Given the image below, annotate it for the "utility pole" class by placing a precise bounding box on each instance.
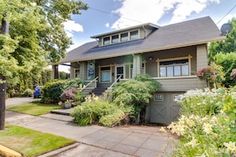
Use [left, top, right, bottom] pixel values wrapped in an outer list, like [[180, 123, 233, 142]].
[[0, 14, 9, 130]]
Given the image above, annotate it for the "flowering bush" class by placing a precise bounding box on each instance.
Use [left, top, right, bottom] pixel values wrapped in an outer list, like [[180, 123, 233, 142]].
[[165, 87, 236, 157], [197, 64, 225, 88]]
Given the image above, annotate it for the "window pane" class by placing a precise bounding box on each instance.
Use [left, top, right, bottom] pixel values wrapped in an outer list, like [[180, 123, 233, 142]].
[[103, 37, 110, 45], [160, 66, 166, 77], [101, 70, 111, 82], [121, 33, 128, 42], [112, 35, 119, 43], [130, 30, 139, 40], [174, 65, 181, 76], [167, 66, 173, 77], [182, 65, 189, 76]]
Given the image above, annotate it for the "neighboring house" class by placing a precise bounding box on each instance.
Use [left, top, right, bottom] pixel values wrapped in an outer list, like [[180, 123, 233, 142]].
[[55, 16, 224, 124]]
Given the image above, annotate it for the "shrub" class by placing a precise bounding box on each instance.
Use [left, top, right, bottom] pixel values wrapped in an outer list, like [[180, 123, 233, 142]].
[[74, 92, 85, 105], [41, 78, 83, 103], [21, 88, 33, 97], [177, 88, 226, 116], [99, 110, 125, 127], [71, 99, 128, 126], [197, 63, 225, 88], [165, 87, 236, 157], [41, 80, 66, 103], [112, 74, 160, 122], [60, 87, 78, 102]]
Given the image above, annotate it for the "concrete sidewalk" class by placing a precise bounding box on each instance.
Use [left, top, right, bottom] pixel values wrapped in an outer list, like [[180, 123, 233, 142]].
[[6, 97, 37, 108], [6, 111, 177, 157]]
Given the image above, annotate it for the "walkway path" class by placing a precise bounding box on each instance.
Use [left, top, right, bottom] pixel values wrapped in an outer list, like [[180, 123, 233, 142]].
[[6, 111, 178, 157]]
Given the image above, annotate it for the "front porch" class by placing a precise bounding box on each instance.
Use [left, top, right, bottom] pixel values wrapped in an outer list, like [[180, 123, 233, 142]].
[[53, 45, 208, 94]]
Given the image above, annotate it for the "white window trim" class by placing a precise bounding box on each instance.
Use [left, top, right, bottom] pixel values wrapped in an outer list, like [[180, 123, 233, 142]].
[[156, 55, 192, 78], [129, 29, 140, 41], [74, 68, 80, 78], [115, 64, 125, 80]]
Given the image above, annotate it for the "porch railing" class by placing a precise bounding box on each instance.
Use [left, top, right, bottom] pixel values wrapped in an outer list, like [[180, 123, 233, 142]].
[[108, 75, 122, 90], [80, 77, 98, 92]]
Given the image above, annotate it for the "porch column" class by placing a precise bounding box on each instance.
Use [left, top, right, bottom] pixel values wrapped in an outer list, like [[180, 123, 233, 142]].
[[70, 66, 75, 79], [196, 44, 208, 71], [52, 65, 59, 79], [79, 61, 87, 80], [132, 54, 142, 78]]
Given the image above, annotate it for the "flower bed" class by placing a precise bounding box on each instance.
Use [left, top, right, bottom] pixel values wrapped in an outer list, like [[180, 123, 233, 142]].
[[165, 88, 236, 157]]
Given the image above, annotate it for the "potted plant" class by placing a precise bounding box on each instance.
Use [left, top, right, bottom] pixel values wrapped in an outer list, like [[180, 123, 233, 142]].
[[60, 87, 78, 109]]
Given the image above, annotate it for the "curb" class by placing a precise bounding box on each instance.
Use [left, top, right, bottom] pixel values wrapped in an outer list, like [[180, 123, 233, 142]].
[[0, 145, 22, 157], [38, 143, 79, 157]]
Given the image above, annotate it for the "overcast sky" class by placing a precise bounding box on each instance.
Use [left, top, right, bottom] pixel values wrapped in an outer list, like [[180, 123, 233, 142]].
[[60, 0, 236, 72]]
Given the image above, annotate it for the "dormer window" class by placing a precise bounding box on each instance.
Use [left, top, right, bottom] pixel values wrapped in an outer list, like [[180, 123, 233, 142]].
[[112, 34, 119, 44], [130, 30, 139, 40], [103, 36, 110, 45], [121, 32, 129, 42]]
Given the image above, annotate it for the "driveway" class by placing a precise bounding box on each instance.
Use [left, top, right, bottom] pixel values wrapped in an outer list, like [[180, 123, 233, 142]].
[[6, 111, 178, 157]]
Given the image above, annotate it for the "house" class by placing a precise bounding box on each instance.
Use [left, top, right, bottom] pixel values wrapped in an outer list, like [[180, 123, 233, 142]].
[[54, 16, 224, 124]]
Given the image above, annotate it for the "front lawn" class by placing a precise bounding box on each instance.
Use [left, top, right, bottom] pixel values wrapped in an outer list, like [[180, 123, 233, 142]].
[[0, 125, 74, 157], [8, 102, 61, 116]]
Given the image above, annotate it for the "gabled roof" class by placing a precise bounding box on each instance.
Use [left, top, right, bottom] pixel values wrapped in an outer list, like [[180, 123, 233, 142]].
[[61, 16, 224, 63]]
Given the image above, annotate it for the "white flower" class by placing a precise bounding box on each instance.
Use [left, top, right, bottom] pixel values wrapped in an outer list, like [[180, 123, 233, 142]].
[[185, 137, 198, 148], [159, 127, 167, 133], [203, 123, 213, 134], [224, 142, 236, 154]]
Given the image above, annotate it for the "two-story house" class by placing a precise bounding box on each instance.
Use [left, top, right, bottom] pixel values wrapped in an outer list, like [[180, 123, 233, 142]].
[[54, 16, 224, 124]]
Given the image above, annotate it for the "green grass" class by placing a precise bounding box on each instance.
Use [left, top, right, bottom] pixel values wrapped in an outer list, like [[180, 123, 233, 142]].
[[0, 125, 75, 157], [7, 102, 61, 116]]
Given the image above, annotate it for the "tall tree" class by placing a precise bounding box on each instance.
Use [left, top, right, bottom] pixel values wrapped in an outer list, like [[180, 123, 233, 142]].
[[0, 0, 87, 84], [209, 18, 236, 61]]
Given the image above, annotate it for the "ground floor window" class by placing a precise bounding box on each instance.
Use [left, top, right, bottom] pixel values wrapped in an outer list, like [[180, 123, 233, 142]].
[[159, 59, 189, 77], [74, 68, 80, 78]]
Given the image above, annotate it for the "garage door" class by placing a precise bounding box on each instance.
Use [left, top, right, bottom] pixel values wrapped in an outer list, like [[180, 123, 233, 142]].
[[149, 92, 181, 124]]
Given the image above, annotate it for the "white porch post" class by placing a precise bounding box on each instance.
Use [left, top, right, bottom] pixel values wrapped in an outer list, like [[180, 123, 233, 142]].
[[132, 54, 142, 78]]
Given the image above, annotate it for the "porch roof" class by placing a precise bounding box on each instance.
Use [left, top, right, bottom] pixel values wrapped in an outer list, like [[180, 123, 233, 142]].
[[60, 16, 224, 64]]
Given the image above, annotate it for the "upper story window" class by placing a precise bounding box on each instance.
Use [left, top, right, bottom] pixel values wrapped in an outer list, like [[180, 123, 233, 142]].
[[103, 36, 110, 45], [112, 34, 119, 44], [159, 59, 189, 77], [101, 29, 140, 46], [121, 32, 129, 42], [130, 30, 139, 40]]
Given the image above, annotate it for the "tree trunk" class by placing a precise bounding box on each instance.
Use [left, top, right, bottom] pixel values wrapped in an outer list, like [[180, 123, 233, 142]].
[[0, 16, 9, 130]]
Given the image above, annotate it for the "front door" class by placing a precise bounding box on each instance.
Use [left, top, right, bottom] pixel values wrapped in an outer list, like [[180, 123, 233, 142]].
[[116, 66, 124, 79], [100, 66, 111, 83]]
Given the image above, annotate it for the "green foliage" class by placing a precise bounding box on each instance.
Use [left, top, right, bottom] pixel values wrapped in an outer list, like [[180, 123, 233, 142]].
[[112, 74, 160, 122], [74, 92, 85, 105], [197, 63, 225, 88], [209, 18, 236, 60], [64, 78, 82, 90], [214, 53, 236, 87], [0, 0, 87, 89], [71, 99, 128, 126], [41, 80, 66, 103], [99, 110, 125, 127], [22, 88, 33, 97], [167, 87, 236, 156]]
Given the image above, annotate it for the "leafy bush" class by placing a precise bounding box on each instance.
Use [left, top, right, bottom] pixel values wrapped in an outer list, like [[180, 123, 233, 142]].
[[214, 53, 236, 87], [165, 87, 236, 157], [112, 74, 160, 122], [41, 80, 66, 103], [74, 92, 85, 105], [177, 88, 226, 116], [21, 88, 33, 97], [60, 87, 78, 102], [197, 63, 225, 88], [99, 110, 125, 127], [41, 78, 83, 103], [71, 99, 128, 126]]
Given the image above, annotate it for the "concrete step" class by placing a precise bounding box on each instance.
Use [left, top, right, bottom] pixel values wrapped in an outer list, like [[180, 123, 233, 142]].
[[50, 108, 74, 116]]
